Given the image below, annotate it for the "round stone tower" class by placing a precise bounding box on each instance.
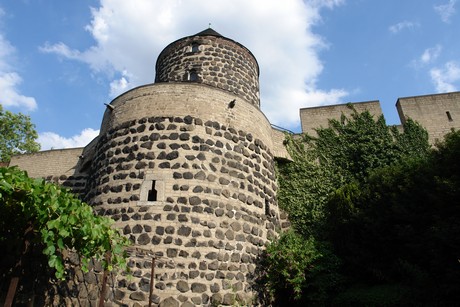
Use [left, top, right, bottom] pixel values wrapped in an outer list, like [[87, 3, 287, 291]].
[[155, 28, 260, 108], [86, 29, 280, 306]]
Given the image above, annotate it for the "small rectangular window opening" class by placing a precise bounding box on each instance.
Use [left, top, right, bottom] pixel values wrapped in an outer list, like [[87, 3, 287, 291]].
[[189, 70, 198, 82], [265, 199, 270, 216], [446, 111, 453, 122], [191, 43, 199, 53], [148, 180, 158, 201]]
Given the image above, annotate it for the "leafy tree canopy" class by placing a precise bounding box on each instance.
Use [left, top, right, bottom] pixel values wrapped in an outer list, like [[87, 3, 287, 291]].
[[268, 108, 431, 305], [0, 104, 40, 162], [324, 130, 460, 305], [0, 166, 129, 279], [277, 108, 430, 236]]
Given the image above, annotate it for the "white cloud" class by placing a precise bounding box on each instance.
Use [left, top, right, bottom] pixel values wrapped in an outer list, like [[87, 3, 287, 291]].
[[389, 21, 420, 33], [38, 128, 100, 150], [39, 0, 347, 129], [430, 61, 460, 92], [0, 34, 37, 110], [434, 0, 457, 23], [420, 45, 442, 64], [411, 45, 443, 68], [109, 70, 132, 98]]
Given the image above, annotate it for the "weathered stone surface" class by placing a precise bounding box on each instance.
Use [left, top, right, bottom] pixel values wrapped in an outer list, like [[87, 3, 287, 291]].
[[137, 233, 150, 245], [191, 296, 202, 305], [181, 301, 194, 307], [129, 291, 145, 301], [159, 297, 179, 307], [176, 280, 189, 293], [191, 282, 207, 293], [167, 248, 178, 257], [205, 252, 218, 260], [189, 196, 201, 205], [223, 293, 236, 306], [178, 225, 191, 236]]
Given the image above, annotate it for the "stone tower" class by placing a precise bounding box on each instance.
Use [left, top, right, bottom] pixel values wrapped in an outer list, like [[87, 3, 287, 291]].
[[83, 28, 280, 306]]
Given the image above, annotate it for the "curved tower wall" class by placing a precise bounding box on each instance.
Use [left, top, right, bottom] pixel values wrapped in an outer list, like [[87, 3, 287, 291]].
[[87, 83, 279, 305], [155, 34, 260, 108]]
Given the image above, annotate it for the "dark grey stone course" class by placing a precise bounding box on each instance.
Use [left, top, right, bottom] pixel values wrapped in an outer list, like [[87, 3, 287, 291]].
[[130, 291, 145, 301], [176, 280, 189, 293], [159, 297, 179, 307], [178, 226, 192, 236], [191, 283, 207, 293], [189, 196, 201, 205], [137, 233, 150, 245], [132, 224, 143, 234]]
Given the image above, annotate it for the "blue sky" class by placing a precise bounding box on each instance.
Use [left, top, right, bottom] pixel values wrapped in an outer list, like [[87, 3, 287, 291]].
[[0, 0, 459, 149]]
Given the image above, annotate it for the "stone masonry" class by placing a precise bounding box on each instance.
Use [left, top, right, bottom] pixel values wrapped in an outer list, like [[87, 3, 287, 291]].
[[6, 28, 460, 306], [9, 28, 281, 306], [397, 91, 460, 143]]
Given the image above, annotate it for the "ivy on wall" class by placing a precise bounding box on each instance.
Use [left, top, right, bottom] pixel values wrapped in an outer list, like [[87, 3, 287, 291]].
[[265, 108, 435, 305]]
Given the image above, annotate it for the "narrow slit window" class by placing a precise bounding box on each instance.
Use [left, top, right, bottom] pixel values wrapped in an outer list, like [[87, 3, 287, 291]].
[[446, 111, 453, 122], [189, 70, 198, 82], [265, 199, 270, 216], [148, 180, 157, 201]]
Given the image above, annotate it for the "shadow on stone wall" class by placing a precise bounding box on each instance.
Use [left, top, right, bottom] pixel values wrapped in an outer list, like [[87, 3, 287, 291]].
[[0, 240, 120, 306]]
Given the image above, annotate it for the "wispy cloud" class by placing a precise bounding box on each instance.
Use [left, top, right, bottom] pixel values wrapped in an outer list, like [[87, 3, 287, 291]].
[[430, 61, 460, 92], [389, 21, 420, 33], [38, 128, 100, 150], [420, 45, 442, 64], [434, 0, 457, 23], [410, 45, 443, 69], [39, 0, 347, 129]]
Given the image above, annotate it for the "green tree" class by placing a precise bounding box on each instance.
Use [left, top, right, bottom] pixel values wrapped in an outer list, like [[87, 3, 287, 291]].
[[263, 230, 341, 305], [324, 130, 460, 305], [0, 166, 129, 281], [0, 104, 40, 162], [269, 109, 430, 303], [277, 109, 429, 237]]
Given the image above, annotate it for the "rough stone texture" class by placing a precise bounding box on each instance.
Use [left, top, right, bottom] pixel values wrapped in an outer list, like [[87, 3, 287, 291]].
[[396, 92, 460, 144], [155, 32, 260, 108], [6, 29, 283, 306], [300, 100, 383, 137], [6, 27, 460, 307]]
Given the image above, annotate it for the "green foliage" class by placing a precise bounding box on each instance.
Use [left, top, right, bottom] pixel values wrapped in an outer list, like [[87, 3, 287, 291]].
[[0, 166, 129, 279], [277, 135, 343, 236], [324, 130, 460, 305], [271, 109, 432, 303], [0, 104, 40, 162], [264, 230, 340, 304], [277, 109, 429, 237], [312, 108, 430, 183]]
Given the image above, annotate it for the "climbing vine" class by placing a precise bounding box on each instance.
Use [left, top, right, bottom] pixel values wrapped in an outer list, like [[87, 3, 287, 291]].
[[267, 108, 431, 305]]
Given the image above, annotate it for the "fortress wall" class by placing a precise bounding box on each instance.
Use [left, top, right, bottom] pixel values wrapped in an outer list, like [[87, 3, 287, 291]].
[[271, 128, 290, 160], [9, 148, 88, 195], [397, 92, 460, 143], [87, 83, 280, 305], [101, 83, 272, 149], [9, 148, 83, 178], [300, 101, 383, 135]]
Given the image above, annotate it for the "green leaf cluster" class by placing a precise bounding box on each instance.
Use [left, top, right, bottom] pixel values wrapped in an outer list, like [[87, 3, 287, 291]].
[[263, 230, 340, 304], [0, 104, 40, 162], [268, 108, 432, 304], [324, 130, 460, 305], [0, 166, 129, 279]]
